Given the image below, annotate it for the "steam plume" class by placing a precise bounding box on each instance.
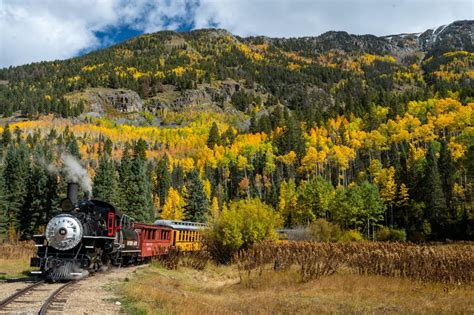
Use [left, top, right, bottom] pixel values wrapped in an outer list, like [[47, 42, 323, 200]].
[[61, 153, 92, 198]]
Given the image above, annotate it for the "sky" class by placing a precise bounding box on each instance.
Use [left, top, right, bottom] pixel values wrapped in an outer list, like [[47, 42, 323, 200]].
[[0, 0, 472, 68]]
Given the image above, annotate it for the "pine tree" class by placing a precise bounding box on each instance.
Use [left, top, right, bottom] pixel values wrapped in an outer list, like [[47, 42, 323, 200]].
[[21, 161, 49, 238], [1, 124, 11, 147], [438, 140, 455, 217], [118, 146, 133, 212], [66, 134, 81, 159], [0, 166, 8, 239], [130, 157, 154, 222], [154, 156, 171, 208], [184, 169, 210, 222], [171, 164, 185, 191], [424, 143, 448, 238], [133, 138, 148, 161], [221, 127, 236, 146], [3, 144, 30, 239], [207, 122, 220, 149], [93, 154, 119, 205], [120, 154, 154, 222]]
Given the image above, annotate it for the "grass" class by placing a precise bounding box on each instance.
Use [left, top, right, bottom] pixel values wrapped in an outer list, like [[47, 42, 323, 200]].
[[0, 259, 32, 279], [117, 263, 474, 314], [0, 242, 35, 279]]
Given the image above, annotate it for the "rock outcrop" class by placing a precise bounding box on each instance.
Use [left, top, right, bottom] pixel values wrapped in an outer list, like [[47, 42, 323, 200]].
[[71, 88, 144, 115]]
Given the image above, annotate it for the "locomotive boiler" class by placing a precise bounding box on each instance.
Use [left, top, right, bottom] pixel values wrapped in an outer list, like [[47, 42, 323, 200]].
[[30, 183, 140, 281]]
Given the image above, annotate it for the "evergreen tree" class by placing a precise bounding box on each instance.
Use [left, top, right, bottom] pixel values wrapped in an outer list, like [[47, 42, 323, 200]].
[[104, 138, 113, 156], [258, 114, 272, 134], [221, 126, 236, 146], [438, 140, 455, 217], [276, 110, 305, 159], [207, 122, 220, 149], [3, 144, 30, 239], [1, 124, 11, 147], [127, 157, 154, 222], [171, 164, 185, 191], [423, 143, 448, 238], [0, 166, 7, 239], [66, 134, 81, 159], [154, 155, 171, 208], [184, 169, 210, 222], [133, 138, 148, 161], [21, 161, 49, 238], [118, 147, 133, 212], [119, 147, 154, 222], [93, 154, 119, 204]]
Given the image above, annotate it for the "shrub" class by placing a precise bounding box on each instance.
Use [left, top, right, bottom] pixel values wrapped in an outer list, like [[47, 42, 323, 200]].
[[307, 219, 342, 242], [340, 229, 364, 242], [376, 227, 407, 242], [205, 198, 282, 263]]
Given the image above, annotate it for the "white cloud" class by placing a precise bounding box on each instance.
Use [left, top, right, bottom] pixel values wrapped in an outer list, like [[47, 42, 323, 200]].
[[195, 0, 473, 37], [0, 0, 472, 68], [0, 0, 118, 67]]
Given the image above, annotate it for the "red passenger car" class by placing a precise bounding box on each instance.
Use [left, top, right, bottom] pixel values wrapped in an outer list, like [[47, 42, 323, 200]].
[[133, 223, 172, 258]]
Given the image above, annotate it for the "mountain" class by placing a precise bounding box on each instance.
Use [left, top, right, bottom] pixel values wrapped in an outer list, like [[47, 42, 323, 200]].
[[0, 20, 472, 121], [0, 21, 472, 242]]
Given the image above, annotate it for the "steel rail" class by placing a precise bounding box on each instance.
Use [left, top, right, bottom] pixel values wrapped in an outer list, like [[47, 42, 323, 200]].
[[0, 280, 45, 309], [38, 280, 76, 315]]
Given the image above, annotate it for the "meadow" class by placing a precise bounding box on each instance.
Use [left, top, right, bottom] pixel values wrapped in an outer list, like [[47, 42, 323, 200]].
[[0, 242, 35, 279], [118, 241, 474, 314]]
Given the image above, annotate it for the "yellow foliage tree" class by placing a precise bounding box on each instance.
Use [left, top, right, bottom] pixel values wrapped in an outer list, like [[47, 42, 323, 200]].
[[161, 187, 186, 220]]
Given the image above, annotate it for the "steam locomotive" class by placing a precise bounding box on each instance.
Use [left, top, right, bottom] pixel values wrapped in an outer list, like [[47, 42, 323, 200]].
[[30, 183, 206, 281], [30, 183, 141, 281]]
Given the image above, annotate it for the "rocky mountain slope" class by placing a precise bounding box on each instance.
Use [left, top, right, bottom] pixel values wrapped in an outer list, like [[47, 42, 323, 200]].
[[0, 20, 472, 121]]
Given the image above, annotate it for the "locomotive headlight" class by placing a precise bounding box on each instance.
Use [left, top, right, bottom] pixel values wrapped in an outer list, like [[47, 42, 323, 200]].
[[45, 214, 83, 251]]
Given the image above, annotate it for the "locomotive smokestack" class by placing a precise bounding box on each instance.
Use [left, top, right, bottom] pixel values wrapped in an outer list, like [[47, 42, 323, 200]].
[[67, 182, 79, 204]]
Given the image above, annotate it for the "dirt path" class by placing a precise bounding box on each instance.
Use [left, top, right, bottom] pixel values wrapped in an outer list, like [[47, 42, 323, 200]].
[[62, 265, 146, 315]]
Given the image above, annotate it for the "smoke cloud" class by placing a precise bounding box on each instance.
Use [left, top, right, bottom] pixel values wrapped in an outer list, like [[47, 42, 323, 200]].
[[60, 153, 92, 198]]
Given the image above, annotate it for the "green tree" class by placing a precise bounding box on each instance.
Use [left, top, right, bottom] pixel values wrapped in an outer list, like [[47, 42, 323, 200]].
[[206, 198, 282, 263], [207, 122, 220, 149], [21, 161, 49, 239], [438, 140, 455, 218], [423, 143, 448, 238], [154, 155, 171, 208], [1, 124, 11, 147], [93, 154, 119, 205], [330, 182, 384, 237], [184, 169, 209, 222], [133, 138, 148, 160], [0, 166, 8, 239], [3, 144, 30, 239], [119, 149, 154, 222], [66, 134, 81, 159]]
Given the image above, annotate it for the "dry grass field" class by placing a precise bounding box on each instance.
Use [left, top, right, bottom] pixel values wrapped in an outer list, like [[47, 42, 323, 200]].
[[117, 263, 474, 314], [118, 242, 474, 314], [0, 242, 35, 279]]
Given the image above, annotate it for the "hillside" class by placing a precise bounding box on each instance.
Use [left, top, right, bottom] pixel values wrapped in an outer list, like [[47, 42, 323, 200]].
[[0, 20, 472, 120], [0, 21, 472, 243]]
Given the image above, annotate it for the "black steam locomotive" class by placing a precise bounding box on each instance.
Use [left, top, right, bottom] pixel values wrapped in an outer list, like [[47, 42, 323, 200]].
[[31, 183, 141, 281]]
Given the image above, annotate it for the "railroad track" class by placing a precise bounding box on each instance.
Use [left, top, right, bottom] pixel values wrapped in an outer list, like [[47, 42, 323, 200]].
[[0, 280, 77, 314], [38, 280, 76, 315]]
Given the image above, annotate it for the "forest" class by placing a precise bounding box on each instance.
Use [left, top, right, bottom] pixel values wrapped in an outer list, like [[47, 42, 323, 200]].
[[0, 27, 472, 243]]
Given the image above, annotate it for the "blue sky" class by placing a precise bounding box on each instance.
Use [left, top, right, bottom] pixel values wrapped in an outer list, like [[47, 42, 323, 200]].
[[1, 0, 472, 68]]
